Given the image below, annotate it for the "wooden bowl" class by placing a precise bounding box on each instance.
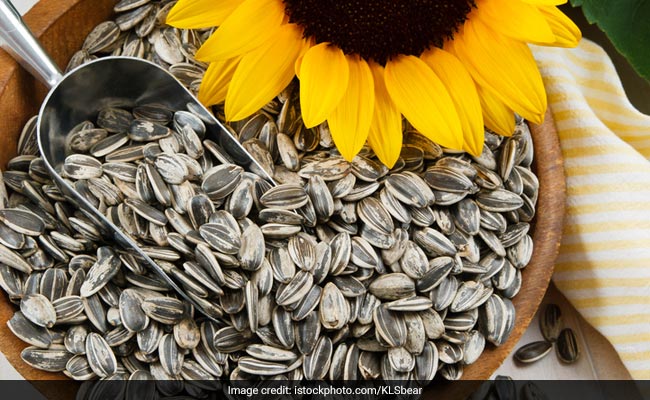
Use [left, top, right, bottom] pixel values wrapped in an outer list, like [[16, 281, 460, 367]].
[[0, 0, 565, 398]]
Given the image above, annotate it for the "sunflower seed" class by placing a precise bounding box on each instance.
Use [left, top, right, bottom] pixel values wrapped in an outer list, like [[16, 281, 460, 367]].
[[83, 21, 120, 54], [507, 234, 533, 269], [413, 341, 437, 384], [494, 375, 517, 400], [540, 303, 562, 342], [137, 320, 163, 355], [463, 330, 486, 365], [86, 332, 117, 378], [374, 305, 407, 347], [142, 297, 186, 325], [478, 228, 507, 257], [299, 157, 350, 180], [440, 363, 463, 380], [424, 166, 475, 193], [275, 270, 312, 307], [0, 208, 45, 236], [357, 197, 395, 234], [479, 294, 514, 346], [21, 345, 72, 372], [197, 224, 239, 256], [557, 328, 580, 363], [80, 247, 121, 297], [384, 173, 429, 207], [514, 341, 552, 364], [320, 282, 349, 330], [385, 296, 433, 312], [369, 273, 415, 301], [0, 242, 33, 273], [476, 189, 524, 212], [201, 164, 243, 200], [159, 333, 183, 376], [238, 357, 293, 376], [385, 347, 413, 373], [399, 241, 430, 279], [7, 311, 52, 348], [52, 295, 84, 323], [260, 184, 309, 210], [380, 352, 408, 380], [429, 275, 458, 313], [154, 153, 188, 184], [170, 319, 198, 352], [116, 3, 153, 31], [296, 310, 321, 354], [413, 228, 456, 257], [302, 335, 332, 379], [119, 289, 148, 332], [339, 342, 359, 380], [65, 355, 97, 381], [20, 294, 56, 328], [0, 220, 25, 249]]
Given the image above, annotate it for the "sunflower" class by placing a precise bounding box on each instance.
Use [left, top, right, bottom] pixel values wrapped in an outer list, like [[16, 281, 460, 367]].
[[167, 0, 580, 167]]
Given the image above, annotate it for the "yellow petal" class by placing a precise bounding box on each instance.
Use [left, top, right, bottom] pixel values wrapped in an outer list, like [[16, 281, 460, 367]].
[[294, 37, 316, 78], [477, 85, 516, 137], [328, 57, 375, 162], [195, 0, 285, 62], [454, 18, 546, 124], [535, 6, 582, 47], [166, 0, 243, 29], [299, 43, 350, 128], [384, 55, 463, 151], [295, 54, 304, 78], [198, 57, 241, 107], [225, 24, 306, 121], [367, 62, 402, 168], [421, 48, 484, 157], [475, 0, 555, 44]]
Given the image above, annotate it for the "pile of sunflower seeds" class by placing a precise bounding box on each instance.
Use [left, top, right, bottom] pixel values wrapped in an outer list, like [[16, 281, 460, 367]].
[[0, 0, 539, 389], [66, 0, 209, 94], [514, 303, 580, 365]]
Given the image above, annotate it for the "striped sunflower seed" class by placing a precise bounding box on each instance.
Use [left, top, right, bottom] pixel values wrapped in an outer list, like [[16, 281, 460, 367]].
[[514, 341, 553, 363], [557, 328, 580, 364], [540, 303, 562, 342], [20, 293, 56, 328], [80, 247, 121, 297], [319, 282, 349, 330], [260, 184, 309, 210], [85, 332, 117, 378], [0, 208, 45, 236], [373, 305, 407, 348], [7, 311, 52, 349], [21, 345, 72, 372]]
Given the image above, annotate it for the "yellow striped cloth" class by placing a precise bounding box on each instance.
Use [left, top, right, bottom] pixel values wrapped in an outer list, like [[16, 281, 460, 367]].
[[531, 40, 650, 379]]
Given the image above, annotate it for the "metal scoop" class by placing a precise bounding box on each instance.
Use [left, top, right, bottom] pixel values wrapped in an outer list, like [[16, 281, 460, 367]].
[[0, 0, 274, 320]]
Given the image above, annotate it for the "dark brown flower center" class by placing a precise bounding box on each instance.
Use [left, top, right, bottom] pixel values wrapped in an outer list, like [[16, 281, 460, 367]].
[[282, 0, 475, 64]]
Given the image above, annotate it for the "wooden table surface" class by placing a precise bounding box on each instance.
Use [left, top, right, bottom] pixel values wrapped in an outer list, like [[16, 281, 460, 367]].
[[0, 0, 634, 388]]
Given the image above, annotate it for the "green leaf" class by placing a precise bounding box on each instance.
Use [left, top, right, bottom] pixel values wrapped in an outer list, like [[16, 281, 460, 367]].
[[570, 0, 650, 81]]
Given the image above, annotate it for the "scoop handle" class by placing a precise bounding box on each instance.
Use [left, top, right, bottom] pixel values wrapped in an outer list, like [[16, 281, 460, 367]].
[[0, 0, 62, 88]]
